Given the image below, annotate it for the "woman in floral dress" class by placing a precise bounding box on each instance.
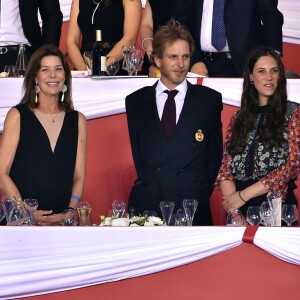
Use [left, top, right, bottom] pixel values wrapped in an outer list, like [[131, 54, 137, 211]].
[[217, 47, 300, 217]]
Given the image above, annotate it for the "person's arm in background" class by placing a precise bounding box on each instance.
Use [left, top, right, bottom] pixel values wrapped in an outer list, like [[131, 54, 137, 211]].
[[39, 0, 63, 46], [174, 0, 207, 76], [106, 0, 142, 61], [259, 0, 284, 54], [67, 0, 87, 70]]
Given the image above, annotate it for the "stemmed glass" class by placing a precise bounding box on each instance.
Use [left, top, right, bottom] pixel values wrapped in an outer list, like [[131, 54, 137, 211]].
[[175, 208, 188, 226], [4, 65, 17, 77], [226, 209, 244, 226], [83, 51, 92, 74], [121, 45, 133, 71], [23, 198, 38, 225], [246, 206, 261, 225], [106, 56, 120, 76], [159, 201, 175, 225], [127, 47, 143, 76], [77, 201, 92, 226], [182, 199, 198, 226], [260, 201, 273, 226], [282, 204, 298, 226], [112, 200, 126, 218]]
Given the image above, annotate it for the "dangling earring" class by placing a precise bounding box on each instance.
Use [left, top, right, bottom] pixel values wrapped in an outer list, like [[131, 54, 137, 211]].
[[35, 83, 40, 103], [61, 85, 67, 102]]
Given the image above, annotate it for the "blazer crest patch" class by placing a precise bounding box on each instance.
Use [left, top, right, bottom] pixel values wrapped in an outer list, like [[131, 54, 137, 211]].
[[195, 129, 204, 142]]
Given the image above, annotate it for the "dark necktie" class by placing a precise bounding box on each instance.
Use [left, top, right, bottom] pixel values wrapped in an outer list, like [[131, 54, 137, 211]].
[[211, 0, 226, 51], [161, 90, 178, 139]]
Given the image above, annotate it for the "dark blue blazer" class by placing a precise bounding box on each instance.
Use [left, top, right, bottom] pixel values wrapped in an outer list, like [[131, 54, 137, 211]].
[[175, 0, 283, 76], [125, 81, 223, 225], [19, 0, 63, 53]]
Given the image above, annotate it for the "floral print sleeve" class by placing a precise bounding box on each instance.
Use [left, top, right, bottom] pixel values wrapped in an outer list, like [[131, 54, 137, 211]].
[[216, 112, 239, 186], [261, 105, 300, 197]]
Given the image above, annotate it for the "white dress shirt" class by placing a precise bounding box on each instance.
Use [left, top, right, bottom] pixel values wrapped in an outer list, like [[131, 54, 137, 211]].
[[0, 0, 29, 46], [155, 79, 188, 124], [200, 0, 229, 52]]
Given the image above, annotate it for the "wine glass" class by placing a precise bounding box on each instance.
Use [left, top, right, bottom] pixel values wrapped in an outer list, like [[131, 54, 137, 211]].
[[226, 209, 244, 226], [282, 204, 298, 226], [121, 45, 133, 71], [159, 201, 175, 225], [112, 200, 126, 218], [83, 51, 92, 74], [106, 56, 120, 76], [77, 201, 92, 226], [23, 198, 38, 225], [175, 208, 188, 226], [246, 206, 261, 225], [260, 201, 273, 226], [61, 208, 78, 226], [127, 47, 143, 75], [182, 199, 198, 226], [4, 65, 17, 77]]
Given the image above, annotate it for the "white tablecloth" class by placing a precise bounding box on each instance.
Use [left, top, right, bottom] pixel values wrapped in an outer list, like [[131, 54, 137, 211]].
[[1, 77, 300, 133], [0, 226, 299, 299]]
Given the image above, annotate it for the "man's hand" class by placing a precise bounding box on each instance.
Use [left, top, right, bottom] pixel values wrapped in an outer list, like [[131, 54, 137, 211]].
[[190, 62, 208, 77]]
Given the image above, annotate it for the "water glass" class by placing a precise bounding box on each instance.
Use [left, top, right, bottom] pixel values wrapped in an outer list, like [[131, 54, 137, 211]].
[[246, 206, 261, 225], [175, 208, 188, 226], [182, 199, 198, 226], [61, 209, 78, 226], [23, 198, 38, 225], [106, 56, 120, 76], [282, 204, 298, 226], [226, 209, 244, 226], [159, 201, 175, 225], [112, 200, 126, 218]]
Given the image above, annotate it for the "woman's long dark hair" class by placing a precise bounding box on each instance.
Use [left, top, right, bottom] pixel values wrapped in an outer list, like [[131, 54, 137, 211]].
[[227, 47, 287, 156]]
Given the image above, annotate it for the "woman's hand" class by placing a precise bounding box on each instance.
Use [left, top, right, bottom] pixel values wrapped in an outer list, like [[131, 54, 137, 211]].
[[35, 210, 63, 226], [222, 191, 245, 211]]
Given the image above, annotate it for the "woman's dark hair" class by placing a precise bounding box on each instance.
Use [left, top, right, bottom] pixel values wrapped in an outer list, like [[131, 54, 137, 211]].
[[227, 47, 287, 155], [20, 44, 73, 112]]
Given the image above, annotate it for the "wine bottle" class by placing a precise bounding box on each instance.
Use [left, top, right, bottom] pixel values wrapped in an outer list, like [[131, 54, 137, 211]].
[[92, 30, 107, 76]]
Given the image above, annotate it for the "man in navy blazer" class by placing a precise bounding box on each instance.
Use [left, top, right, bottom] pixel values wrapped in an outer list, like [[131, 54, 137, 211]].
[[174, 0, 283, 77], [125, 20, 223, 225], [0, 0, 62, 71]]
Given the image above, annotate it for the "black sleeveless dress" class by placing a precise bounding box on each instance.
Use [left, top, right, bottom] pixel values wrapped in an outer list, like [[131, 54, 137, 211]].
[[141, 0, 175, 74], [78, 0, 124, 52], [9, 104, 78, 214]]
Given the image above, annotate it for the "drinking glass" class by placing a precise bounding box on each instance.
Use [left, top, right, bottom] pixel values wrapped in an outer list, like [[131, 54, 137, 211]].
[[182, 199, 198, 226], [23, 198, 38, 225], [175, 208, 188, 226], [112, 200, 126, 218], [83, 51, 92, 74], [121, 45, 133, 71], [159, 201, 175, 225], [0, 202, 4, 223], [143, 210, 157, 217], [282, 204, 298, 226], [226, 209, 244, 226], [127, 47, 143, 75], [4, 65, 17, 77], [77, 201, 92, 226], [246, 206, 261, 225], [106, 56, 120, 76], [260, 201, 273, 226], [61, 208, 78, 226]]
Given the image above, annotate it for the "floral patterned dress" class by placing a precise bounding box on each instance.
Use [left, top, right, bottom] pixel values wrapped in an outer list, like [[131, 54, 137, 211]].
[[217, 101, 300, 216]]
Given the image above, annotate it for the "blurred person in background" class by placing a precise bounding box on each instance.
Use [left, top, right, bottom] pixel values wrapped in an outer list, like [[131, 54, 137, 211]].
[[0, 0, 62, 72], [67, 0, 142, 73]]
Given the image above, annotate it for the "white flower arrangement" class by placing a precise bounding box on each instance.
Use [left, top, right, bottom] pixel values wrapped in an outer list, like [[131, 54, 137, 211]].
[[99, 215, 164, 227]]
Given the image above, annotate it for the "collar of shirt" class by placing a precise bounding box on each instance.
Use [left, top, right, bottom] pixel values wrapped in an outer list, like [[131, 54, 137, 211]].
[[155, 79, 188, 123]]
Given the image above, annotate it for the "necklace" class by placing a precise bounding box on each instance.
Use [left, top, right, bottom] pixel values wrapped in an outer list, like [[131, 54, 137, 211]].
[[92, 0, 104, 24]]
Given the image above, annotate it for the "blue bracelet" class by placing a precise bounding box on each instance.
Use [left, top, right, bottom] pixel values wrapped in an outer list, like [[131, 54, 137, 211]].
[[71, 195, 81, 202]]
